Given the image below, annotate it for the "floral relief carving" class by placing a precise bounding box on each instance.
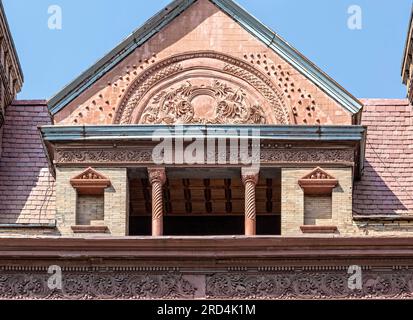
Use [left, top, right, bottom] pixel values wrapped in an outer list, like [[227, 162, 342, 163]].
[[0, 269, 412, 300], [55, 148, 354, 165], [115, 52, 291, 125], [206, 271, 413, 300], [140, 80, 266, 125], [0, 272, 197, 300]]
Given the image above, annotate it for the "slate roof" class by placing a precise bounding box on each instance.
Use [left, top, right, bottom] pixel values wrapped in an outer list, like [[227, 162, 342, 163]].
[[0, 99, 412, 224], [0, 101, 55, 224], [354, 99, 413, 216]]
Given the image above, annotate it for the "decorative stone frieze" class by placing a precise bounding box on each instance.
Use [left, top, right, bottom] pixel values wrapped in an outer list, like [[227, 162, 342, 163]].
[[55, 148, 355, 165], [140, 80, 266, 125], [0, 267, 412, 300]]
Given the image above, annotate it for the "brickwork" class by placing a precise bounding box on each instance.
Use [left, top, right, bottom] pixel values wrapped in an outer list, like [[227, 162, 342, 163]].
[[0, 125, 3, 159], [56, 167, 128, 236], [1, 2, 413, 239], [54, 0, 352, 126], [282, 167, 354, 235], [304, 196, 332, 225], [76, 195, 104, 225]]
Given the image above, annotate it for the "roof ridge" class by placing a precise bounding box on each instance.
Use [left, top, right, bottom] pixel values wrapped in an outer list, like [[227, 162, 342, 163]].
[[360, 98, 410, 106], [12, 100, 48, 106]]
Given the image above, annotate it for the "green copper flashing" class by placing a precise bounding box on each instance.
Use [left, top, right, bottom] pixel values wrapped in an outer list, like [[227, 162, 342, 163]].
[[48, 0, 363, 116], [40, 124, 366, 142]]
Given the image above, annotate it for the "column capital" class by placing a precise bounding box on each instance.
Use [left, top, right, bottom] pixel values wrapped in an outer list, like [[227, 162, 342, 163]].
[[241, 167, 259, 186], [148, 167, 167, 186]]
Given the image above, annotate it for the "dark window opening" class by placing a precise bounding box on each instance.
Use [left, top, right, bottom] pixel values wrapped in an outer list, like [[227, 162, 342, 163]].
[[129, 215, 280, 236]]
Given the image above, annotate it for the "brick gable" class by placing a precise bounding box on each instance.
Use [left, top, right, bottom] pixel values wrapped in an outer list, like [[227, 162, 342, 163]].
[[52, 0, 355, 126]]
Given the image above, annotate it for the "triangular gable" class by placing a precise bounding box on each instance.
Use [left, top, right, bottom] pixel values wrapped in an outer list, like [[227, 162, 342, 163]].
[[48, 0, 362, 117], [70, 167, 111, 195], [300, 167, 337, 181], [298, 167, 338, 195], [71, 167, 109, 181]]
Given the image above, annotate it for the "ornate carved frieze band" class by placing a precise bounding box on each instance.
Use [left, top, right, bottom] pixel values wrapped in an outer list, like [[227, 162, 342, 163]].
[[0, 268, 412, 300], [55, 148, 354, 165], [115, 52, 291, 125]]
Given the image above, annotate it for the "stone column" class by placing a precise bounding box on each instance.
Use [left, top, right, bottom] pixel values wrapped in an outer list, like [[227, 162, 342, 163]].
[[148, 167, 166, 237], [241, 168, 259, 236]]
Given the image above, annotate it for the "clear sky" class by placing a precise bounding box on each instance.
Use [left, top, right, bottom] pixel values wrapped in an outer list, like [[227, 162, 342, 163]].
[[3, 0, 412, 100]]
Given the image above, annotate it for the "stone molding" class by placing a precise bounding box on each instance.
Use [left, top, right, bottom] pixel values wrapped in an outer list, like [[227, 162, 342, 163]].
[[300, 226, 338, 234], [298, 167, 339, 195], [71, 226, 109, 234], [70, 167, 111, 195], [1, 237, 412, 299]]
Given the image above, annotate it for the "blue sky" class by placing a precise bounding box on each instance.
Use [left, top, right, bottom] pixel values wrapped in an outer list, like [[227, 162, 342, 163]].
[[3, 0, 412, 100]]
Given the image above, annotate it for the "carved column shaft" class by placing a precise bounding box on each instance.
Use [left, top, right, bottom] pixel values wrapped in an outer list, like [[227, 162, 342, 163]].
[[242, 168, 259, 236], [148, 168, 166, 237]]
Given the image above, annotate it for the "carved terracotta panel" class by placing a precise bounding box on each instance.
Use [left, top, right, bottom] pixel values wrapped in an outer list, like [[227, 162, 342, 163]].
[[70, 167, 111, 195], [0, 268, 412, 300], [299, 167, 339, 195]]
